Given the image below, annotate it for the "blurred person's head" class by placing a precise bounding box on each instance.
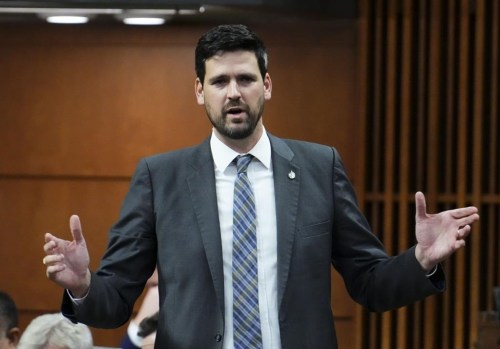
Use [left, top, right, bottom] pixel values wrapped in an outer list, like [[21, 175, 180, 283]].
[[0, 291, 20, 349], [17, 313, 92, 349]]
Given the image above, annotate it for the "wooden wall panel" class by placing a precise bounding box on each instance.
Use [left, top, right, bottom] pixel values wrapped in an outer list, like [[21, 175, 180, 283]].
[[358, 0, 500, 348], [0, 178, 129, 305], [0, 20, 359, 347], [0, 43, 207, 176], [0, 178, 131, 344], [0, 22, 360, 176]]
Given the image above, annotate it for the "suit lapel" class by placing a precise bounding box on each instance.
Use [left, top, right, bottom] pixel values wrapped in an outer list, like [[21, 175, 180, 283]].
[[269, 135, 300, 308], [186, 139, 225, 318]]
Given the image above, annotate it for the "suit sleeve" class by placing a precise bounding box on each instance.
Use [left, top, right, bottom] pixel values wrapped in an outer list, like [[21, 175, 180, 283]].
[[62, 158, 158, 328], [329, 148, 445, 312]]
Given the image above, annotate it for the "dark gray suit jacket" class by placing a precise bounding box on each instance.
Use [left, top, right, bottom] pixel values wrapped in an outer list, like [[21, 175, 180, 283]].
[[62, 134, 444, 348]]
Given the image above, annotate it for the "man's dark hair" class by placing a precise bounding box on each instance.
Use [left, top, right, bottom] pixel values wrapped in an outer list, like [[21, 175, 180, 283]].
[[195, 24, 268, 83], [0, 291, 18, 334]]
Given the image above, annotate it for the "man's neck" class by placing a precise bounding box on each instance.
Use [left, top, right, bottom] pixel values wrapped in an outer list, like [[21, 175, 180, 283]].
[[214, 125, 264, 154]]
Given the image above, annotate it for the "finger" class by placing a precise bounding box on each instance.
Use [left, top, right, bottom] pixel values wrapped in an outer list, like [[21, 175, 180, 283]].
[[454, 239, 466, 250], [458, 213, 480, 227], [43, 254, 63, 266], [44, 232, 63, 245], [43, 240, 56, 254], [457, 225, 471, 239], [415, 191, 427, 220], [44, 232, 54, 243], [69, 215, 85, 244], [450, 206, 479, 218], [46, 264, 65, 279], [43, 233, 64, 254]]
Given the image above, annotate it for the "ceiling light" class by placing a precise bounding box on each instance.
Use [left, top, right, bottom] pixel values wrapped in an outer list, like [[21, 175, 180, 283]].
[[178, 7, 203, 15], [178, 9, 198, 15], [122, 17, 166, 26], [0, 7, 122, 15], [46, 15, 89, 24], [125, 9, 176, 16]]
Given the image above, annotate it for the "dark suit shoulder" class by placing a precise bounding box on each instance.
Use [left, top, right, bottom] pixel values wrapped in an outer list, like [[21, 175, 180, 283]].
[[143, 143, 202, 164], [283, 138, 334, 152], [139, 138, 212, 173], [272, 136, 339, 164]]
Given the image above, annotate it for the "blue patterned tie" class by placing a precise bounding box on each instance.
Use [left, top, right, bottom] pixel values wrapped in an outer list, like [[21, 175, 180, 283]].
[[233, 154, 262, 349]]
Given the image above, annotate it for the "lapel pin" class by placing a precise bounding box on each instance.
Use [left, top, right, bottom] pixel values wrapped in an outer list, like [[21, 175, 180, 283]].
[[288, 170, 296, 180]]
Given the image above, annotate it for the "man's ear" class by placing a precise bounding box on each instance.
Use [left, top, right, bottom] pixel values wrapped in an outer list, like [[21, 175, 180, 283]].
[[195, 78, 205, 105], [6, 327, 20, 346], [263, 73, 272, 100]]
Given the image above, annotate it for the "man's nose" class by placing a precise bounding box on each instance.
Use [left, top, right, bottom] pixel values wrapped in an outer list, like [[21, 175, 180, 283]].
[[227, 80, 241, 99]]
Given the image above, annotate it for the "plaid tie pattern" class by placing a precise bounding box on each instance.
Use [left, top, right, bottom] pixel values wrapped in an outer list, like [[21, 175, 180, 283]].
[[233, 154, 262, 349]]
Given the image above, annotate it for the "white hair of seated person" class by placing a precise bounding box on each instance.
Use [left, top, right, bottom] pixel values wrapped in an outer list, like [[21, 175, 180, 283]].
[[18, 313, 92, 349]]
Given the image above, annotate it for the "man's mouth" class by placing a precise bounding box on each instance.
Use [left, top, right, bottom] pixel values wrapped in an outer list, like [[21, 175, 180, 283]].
[[225, 106, 246, 116]]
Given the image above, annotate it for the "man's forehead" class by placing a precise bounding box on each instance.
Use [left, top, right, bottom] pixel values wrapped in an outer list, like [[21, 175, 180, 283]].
[[205, 51, 259, 75], [206, 50, 258, 66]]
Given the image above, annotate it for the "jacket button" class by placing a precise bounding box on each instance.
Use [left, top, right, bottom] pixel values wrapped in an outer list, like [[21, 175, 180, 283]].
[[214, 334, 223, 342]]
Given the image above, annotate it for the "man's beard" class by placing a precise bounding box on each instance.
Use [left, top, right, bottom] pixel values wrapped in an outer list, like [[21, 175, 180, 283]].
[[207, 101, 264, 140]]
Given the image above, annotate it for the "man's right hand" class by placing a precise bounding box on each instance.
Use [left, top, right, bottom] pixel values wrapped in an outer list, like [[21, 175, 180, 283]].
[[43, 215, 91, 298]]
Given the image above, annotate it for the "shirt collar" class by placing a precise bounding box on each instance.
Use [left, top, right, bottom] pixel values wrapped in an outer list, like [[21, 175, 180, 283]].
[[210, 128, 272, 172]]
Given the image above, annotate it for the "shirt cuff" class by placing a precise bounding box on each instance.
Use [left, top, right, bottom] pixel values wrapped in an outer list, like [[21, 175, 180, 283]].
[[66, 288, 89, 305], [426, 265, 438, 277]]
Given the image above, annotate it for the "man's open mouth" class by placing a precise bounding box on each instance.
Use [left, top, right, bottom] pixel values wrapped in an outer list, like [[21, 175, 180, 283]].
[[226, 107, 245, 115]]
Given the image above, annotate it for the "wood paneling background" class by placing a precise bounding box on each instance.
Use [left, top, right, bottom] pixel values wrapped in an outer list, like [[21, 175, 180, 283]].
[[0, 19, 359, 347], [4, 3, 496, 347], [357, 0, 500, 348]]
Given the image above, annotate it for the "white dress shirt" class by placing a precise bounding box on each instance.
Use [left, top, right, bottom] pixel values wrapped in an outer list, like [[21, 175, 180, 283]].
[[210, 129, 281, 349]]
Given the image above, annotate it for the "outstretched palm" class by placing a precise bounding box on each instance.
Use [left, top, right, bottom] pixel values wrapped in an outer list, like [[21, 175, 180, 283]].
[[414, 192, 479, 270]]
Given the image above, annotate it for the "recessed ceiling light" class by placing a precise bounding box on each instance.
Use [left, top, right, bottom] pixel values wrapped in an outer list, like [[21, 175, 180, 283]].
[[178, 9, 199, 15], [122, 17, 166, 26], [46, 15, 89, 24], [125, 9, 176, 16]]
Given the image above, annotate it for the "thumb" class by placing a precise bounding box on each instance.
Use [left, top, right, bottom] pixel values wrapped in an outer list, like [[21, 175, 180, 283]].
[[415, 191, 428, 220], [69, 215, 85, 244]]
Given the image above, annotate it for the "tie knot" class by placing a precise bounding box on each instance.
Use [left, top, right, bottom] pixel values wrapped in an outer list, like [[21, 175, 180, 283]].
[[235, 154, 253, 174]]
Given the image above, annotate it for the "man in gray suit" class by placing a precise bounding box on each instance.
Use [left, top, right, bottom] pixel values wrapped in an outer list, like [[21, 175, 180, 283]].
[[42, 24, 480, 349]]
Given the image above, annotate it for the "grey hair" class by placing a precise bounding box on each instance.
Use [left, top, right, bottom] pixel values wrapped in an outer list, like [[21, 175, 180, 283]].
[[18, 313, 92, 349]]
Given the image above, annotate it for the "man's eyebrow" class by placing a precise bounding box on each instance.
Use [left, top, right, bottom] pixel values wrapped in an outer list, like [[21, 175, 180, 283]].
[[207, 72, 259, 84], [207, 74, 228, 83], [238, 72, 258, 78]]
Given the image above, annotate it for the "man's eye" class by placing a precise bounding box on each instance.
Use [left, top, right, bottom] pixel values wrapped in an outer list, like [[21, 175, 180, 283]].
[[212, 79, 226, 86], [239, 76, 254, 84]]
